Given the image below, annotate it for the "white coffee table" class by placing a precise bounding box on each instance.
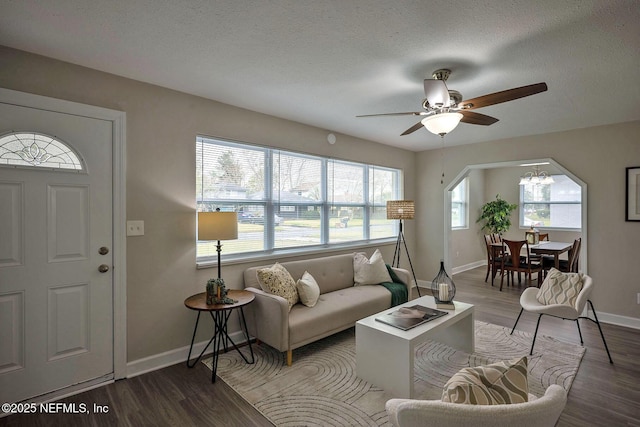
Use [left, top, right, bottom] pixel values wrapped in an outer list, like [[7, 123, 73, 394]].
[[355, 295, 474, 398]]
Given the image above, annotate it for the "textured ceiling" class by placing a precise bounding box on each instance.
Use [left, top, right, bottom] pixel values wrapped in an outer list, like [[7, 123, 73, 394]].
[[1, 0, 639, 151]]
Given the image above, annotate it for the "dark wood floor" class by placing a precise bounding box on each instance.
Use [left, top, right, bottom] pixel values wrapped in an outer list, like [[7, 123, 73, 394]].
[[2, 266, 639, 426]]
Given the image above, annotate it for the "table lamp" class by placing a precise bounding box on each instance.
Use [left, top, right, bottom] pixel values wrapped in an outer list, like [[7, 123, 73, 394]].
[[198, 208, 238, 304]]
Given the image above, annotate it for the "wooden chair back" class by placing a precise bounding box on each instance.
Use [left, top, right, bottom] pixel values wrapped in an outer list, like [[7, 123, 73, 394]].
[[566, 238, 582, 272], [503, 239, 529, 268], [500, 239, 543, 289]]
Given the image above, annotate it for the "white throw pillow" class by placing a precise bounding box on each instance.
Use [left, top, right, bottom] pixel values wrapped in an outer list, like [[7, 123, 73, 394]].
[[296, 271, 320, 307], [353, 249, 392, 286]]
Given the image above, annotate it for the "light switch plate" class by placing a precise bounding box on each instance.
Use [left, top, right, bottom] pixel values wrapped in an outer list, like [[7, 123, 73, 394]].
[[127, 220, 144, 236]]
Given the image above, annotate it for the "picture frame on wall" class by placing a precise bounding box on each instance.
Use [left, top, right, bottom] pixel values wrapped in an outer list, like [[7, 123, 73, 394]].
[[626, 167, 640, 221]]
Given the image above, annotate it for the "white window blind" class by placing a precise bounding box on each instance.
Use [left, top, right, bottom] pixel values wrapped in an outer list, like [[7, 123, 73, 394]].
[[196, 136, 403, 261]]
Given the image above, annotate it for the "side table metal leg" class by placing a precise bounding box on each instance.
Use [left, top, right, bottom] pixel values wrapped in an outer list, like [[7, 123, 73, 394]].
[[239, 307, 255, 364], [210, 310, 225, 383], [186, 312, 216, 368]]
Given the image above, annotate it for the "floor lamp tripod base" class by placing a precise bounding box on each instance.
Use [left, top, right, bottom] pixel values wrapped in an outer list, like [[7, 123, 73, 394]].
[[391, 220, 421, 297]]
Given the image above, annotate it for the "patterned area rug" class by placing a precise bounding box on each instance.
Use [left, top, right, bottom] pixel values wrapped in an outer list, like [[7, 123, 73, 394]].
[[204, 321, 584, 426]]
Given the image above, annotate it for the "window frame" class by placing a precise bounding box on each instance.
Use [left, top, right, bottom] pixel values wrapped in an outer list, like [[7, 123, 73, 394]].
[[519, 174, 582, 231], [196, 136, 402, 265], [451, 177, 469, 230]]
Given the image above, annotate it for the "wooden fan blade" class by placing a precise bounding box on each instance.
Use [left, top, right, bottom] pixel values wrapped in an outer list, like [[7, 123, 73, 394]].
[[460, 82, 547, 110], [401, 120, 425, 136], [356, 111, 428, 118], [460, 110, 499, 126]]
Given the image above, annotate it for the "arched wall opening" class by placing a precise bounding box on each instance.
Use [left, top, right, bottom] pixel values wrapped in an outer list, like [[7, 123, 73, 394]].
[[443, 158, 587, 276]]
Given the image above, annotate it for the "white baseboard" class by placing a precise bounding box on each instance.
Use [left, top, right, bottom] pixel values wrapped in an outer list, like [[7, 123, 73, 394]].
[[452, 260, 486, 275], [126, 330, 248, 378], [591, 310, 640, 330]]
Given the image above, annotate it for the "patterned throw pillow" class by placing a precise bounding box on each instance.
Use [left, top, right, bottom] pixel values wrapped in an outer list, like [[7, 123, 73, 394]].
[[256, 263, 299, 311], [442, 357, 529, 405], [536, 268, 583, 307], [353, 249, 392, 286], [296, 271, 320, 307]]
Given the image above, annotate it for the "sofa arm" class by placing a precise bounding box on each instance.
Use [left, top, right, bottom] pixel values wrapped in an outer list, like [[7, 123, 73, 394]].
[[244, 287, 290, 352], [391, 267, 414, 296]]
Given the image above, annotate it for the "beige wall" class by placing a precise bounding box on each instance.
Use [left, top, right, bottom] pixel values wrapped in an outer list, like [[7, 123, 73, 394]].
[[0, 46, 417, 362], [417, 121, 640, 319]]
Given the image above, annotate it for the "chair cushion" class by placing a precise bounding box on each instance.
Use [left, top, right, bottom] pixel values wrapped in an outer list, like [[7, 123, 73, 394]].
[[353, 249, 392, 286], [536, 268, 583, 307], [296, 271, 320, 307], [442, 357, 529, 405], [256, 262, 299, 311]]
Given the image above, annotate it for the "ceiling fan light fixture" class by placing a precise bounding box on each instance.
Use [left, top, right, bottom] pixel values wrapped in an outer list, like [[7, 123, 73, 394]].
[[421, 112, 463, 136]]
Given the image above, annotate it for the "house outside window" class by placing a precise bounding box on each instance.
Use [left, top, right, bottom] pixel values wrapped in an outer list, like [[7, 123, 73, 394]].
[[519, 175, 581, 229], [451, 178, 468, 229], [196, 136, 402, 261]]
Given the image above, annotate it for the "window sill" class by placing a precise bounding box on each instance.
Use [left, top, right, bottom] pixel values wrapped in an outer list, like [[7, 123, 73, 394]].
[[196, 238, 397, 270]]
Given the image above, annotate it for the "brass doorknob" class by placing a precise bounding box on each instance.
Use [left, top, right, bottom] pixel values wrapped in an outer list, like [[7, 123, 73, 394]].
[[98, 264, 110, 273]]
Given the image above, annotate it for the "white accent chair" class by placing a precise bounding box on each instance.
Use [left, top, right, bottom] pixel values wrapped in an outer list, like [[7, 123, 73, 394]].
[[385, 384, 567, 427], [511, 274, 613, 363]]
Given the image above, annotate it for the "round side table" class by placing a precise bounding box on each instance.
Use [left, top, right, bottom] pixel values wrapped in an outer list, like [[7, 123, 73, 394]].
[[184, 289, 255, 383]]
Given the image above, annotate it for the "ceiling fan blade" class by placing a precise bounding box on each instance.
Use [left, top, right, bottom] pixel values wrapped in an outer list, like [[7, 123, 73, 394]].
[[400, 120, 426, 136], [460, 110, 499, 126], [423, 79, 450, 108], [460, 82, 548, 110], [356, 111, 428, 118]]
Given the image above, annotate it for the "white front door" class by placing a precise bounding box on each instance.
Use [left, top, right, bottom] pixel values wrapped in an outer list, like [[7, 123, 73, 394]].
[[0, 100, 114, 403]]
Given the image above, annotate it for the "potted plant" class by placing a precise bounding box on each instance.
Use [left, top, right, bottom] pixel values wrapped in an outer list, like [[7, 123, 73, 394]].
[[477, 194, 518, 235]]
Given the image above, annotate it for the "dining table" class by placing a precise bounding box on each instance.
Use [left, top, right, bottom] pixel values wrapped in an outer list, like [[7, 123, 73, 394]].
[[529, 241, 573, 269]]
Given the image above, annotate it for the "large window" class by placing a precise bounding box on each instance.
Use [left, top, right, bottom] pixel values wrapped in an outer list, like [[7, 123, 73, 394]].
[[451, 178, 468, 229], [196, 136, 402, 261], [519, 175, 581, 229]]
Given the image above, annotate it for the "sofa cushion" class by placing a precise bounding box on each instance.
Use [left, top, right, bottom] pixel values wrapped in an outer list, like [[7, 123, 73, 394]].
[[354, 249, 392, 286], [256, 262, 299, 311], [536, 268, 583, 307], [296, 271, 320, 307], [288, 285, 391, 345], [442, 357, 529, 405]]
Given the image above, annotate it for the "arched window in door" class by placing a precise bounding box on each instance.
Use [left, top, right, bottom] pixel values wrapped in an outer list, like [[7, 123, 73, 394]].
[[0, 132, 84, 171]]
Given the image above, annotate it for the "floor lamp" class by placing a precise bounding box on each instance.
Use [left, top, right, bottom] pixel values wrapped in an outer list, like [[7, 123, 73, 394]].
[[387, 200, 421, 297]]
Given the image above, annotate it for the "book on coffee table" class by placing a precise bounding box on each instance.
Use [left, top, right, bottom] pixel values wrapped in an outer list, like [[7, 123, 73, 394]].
[[375, 305, 448, 330]]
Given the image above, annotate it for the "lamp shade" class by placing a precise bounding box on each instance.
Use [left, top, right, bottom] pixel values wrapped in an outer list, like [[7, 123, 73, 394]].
[[386, 200, 415, 220], [198, 211, 238, 241], [421, 112, 463, 135]]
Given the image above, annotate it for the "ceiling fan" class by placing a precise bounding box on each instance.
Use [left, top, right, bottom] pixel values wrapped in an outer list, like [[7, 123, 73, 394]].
[[357, 69, 547, 136]]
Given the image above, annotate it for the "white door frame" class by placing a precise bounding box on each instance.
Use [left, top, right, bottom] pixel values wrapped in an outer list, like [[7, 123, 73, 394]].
[[0, 87, 127, 381]]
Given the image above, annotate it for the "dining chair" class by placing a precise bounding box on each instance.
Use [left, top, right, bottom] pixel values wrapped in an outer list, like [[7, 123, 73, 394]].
[[484, 233, 503, 286], [500, 239, 543, 291], [542, 238, 581, 274], [525, 232, 549, 264], [511, 272, 613, 363]]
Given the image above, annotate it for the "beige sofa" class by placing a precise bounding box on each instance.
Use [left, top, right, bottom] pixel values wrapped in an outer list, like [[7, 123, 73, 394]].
[[243, 252, 411, 365]]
